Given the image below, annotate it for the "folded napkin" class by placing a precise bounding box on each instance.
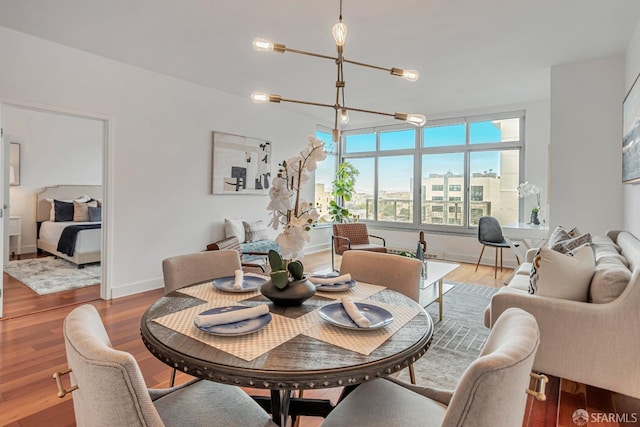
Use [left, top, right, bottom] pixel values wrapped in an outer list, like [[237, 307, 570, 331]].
[[194, 305, 270, 328], [341, 297, 371, 328], [309, 273, 352, 286], [233, 270, 244, 289]]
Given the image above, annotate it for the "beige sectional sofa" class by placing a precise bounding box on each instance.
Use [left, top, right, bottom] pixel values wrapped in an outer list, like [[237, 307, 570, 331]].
[[484, 230, 640, 398]]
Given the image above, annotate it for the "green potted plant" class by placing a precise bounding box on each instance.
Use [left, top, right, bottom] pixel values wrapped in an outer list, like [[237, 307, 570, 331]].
[[329, 161, 359, 223]]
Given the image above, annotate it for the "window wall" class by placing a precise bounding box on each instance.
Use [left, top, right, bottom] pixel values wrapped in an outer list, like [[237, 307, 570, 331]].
[[314, 130, 337, 223], [340, 112, 524, 231]]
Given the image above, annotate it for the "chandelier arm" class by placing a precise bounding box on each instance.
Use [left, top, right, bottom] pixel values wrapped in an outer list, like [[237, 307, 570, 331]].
[[279, 97, 337, 109], [342, 106, 395, 117], [283, 47, 337, 61], [342, 58, 392, 73]]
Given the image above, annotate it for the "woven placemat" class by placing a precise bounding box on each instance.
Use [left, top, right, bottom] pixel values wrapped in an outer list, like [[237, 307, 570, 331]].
[[315, 282, 386, 300], [152, 302, 306, 362], [177, 282, 262, 303], [300, 301, 421, 355]]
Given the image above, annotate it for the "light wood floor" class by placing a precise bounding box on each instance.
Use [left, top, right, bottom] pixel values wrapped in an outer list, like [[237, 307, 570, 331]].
[[0, 250, 636, 426]]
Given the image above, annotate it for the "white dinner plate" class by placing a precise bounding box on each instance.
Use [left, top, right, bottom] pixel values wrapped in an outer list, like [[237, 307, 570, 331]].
[[194, 306, 272, 336], [319, 302, 394, 330], [310, 273, 356, 292], [213, 275, 267, 293]]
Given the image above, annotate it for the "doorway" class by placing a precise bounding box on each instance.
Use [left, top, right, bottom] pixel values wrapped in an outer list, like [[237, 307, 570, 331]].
[[0, 102, 109, 319]]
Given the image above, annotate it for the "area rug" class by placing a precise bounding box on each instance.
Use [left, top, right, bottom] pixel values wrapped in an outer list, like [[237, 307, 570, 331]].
[[4, 256, 101, 295], [397, 282, 498, 389]]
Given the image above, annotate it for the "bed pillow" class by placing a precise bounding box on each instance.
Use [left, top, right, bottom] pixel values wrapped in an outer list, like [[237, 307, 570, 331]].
[[53, 200, 75, 222], [88, 206, 102, 222], [73, 200, 99, 222], [224, 218, 245, 242], [529, 245, 595, 301], [46, 196, 91, 221], [243, 220, 269, 242]]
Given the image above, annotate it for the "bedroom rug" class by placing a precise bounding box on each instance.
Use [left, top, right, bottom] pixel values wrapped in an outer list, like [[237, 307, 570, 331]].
[[4, 256, 100, 295], [396, 282, 498, 389]]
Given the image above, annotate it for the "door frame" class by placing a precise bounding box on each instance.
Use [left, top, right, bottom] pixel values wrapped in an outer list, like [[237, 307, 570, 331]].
[[0, 98, 113, 303]]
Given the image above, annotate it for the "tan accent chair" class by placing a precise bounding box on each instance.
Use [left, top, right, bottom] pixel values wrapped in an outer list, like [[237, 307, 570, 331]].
[[58, 304, 275, 427], [332, 223, 387, 270], [162, 249, 241, 384], [339, 250, 423, 383], [207, 236, 271, 275], [322, 308, 541, 427]]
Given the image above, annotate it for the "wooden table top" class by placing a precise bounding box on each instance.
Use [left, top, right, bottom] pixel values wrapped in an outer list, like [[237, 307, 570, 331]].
[[140, 284, 433, 391]]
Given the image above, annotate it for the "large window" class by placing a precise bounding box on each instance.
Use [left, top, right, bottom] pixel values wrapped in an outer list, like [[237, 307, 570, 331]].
[[341, 112, 524, 231], [314, 130, 337, 223]]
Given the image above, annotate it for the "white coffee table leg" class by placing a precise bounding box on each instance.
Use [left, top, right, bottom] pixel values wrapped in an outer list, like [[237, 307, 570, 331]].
[[438, 278, 443, 321]]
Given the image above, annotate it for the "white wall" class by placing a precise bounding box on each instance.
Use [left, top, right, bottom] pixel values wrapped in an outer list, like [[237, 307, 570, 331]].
[[368, 99, 551, 267], [0, 26, 319, 297], [550, 55, 625, 236], [624, 17, 640, 236], [5, 106, 103, 254]]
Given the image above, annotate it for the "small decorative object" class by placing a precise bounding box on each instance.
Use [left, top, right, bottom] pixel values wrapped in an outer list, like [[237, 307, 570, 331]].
[[517, 182, 542, 225], [261, 136, 327, 306], [416, 231, 428, 278], [260, 250, 316, 307]]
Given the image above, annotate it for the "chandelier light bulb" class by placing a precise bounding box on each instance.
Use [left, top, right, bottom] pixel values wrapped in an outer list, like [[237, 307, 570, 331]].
[[405, 113, 427, 127], [251, 92, 270, 103], [253, 38, 274, 52], [402, 70, 419, 82], [340, 108, 350, 123], [332, 22, 348, 46]]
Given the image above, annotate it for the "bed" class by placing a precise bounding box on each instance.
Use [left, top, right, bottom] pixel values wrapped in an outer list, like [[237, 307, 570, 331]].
[[36, 185, 102, 267]]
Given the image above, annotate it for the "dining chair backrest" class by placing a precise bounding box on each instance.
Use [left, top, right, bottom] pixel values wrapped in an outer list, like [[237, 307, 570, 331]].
[[162, 250, 242, 294], [339, 250, 422, 302], [478, 216, 505, 244], [442, 308, 540, 427], [63, 304, 164, 426]]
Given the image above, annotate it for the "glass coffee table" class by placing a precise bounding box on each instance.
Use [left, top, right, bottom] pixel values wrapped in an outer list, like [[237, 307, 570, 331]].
[[418, 260, 460, 321]]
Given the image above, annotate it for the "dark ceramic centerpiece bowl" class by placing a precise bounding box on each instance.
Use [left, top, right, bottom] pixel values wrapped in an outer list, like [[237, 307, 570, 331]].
[[260, 250, 316, 307]]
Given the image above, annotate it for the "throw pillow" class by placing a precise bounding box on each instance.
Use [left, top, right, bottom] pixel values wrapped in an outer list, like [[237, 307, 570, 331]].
[[53, 200, 75, 222], [224, 218, 245, 242], [243, 220, 269, 242], [73, 200, 99, 222], [589, 263, 631, 304], [551, 233, 592, 254], [546, 226, 570, 248], [88, 206, 102, 222], [529, 246, 595, 301], [47, 196, 91, 221]]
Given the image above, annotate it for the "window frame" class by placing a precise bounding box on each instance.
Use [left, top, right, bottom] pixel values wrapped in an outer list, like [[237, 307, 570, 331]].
[[338, 111, 525, 235]]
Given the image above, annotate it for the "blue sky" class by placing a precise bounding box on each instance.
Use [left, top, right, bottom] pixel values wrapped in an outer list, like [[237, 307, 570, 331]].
[[316, 122, 504, 191]]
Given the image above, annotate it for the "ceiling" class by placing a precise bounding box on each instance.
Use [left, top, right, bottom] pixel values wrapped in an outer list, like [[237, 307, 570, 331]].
[[0, 0, 639, 128]]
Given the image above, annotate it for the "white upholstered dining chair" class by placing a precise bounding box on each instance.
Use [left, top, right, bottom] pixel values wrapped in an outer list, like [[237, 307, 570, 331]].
[[55, 304, 275, 427], [322, 308, 543, 427], [161, 249, 244, 385], [339, 250, 423, 383]]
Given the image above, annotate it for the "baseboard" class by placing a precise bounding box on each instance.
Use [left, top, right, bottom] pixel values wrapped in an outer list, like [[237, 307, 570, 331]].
[[111, 277, 164, 299], [444, 251, 519, 269]]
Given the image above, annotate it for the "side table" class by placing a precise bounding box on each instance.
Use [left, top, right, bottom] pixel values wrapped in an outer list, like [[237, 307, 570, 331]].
[[9, 216, 21, 259]]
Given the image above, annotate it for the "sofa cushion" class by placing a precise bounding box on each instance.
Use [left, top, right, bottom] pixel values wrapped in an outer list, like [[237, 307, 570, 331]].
[[589, 263, 631, 303], [529, 246, 595, 301], [515, 262, 532, 275], [592, 235, 621, 253], [225, 218, 245, 242], [243, 220, 269, 242], [509, 274, 531, 291]]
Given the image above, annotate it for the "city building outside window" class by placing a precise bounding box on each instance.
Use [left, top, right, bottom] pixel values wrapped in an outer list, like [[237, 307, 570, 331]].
[[336, 111, 524, 232]]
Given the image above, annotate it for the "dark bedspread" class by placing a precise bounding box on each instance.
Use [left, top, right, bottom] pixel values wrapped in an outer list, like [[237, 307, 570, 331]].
[[57, 223, 101, 257]]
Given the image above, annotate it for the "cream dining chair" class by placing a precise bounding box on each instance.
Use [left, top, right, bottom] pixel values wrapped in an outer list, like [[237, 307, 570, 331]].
[[162, 249, 242, 385], [339, 250, 423, 383], [55, 304, 275, 427], [322, 308, 543, 427]]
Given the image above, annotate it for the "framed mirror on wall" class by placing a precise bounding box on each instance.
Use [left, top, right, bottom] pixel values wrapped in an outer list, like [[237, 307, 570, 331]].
[[9, 142, 20, 186]]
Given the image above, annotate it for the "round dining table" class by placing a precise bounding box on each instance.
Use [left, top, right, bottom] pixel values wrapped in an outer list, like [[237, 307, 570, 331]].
[[140, 279, 433, 426]]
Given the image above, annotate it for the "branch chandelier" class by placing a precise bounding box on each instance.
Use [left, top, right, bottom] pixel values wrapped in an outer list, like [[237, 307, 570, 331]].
[[251, 0, 426, 142]]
